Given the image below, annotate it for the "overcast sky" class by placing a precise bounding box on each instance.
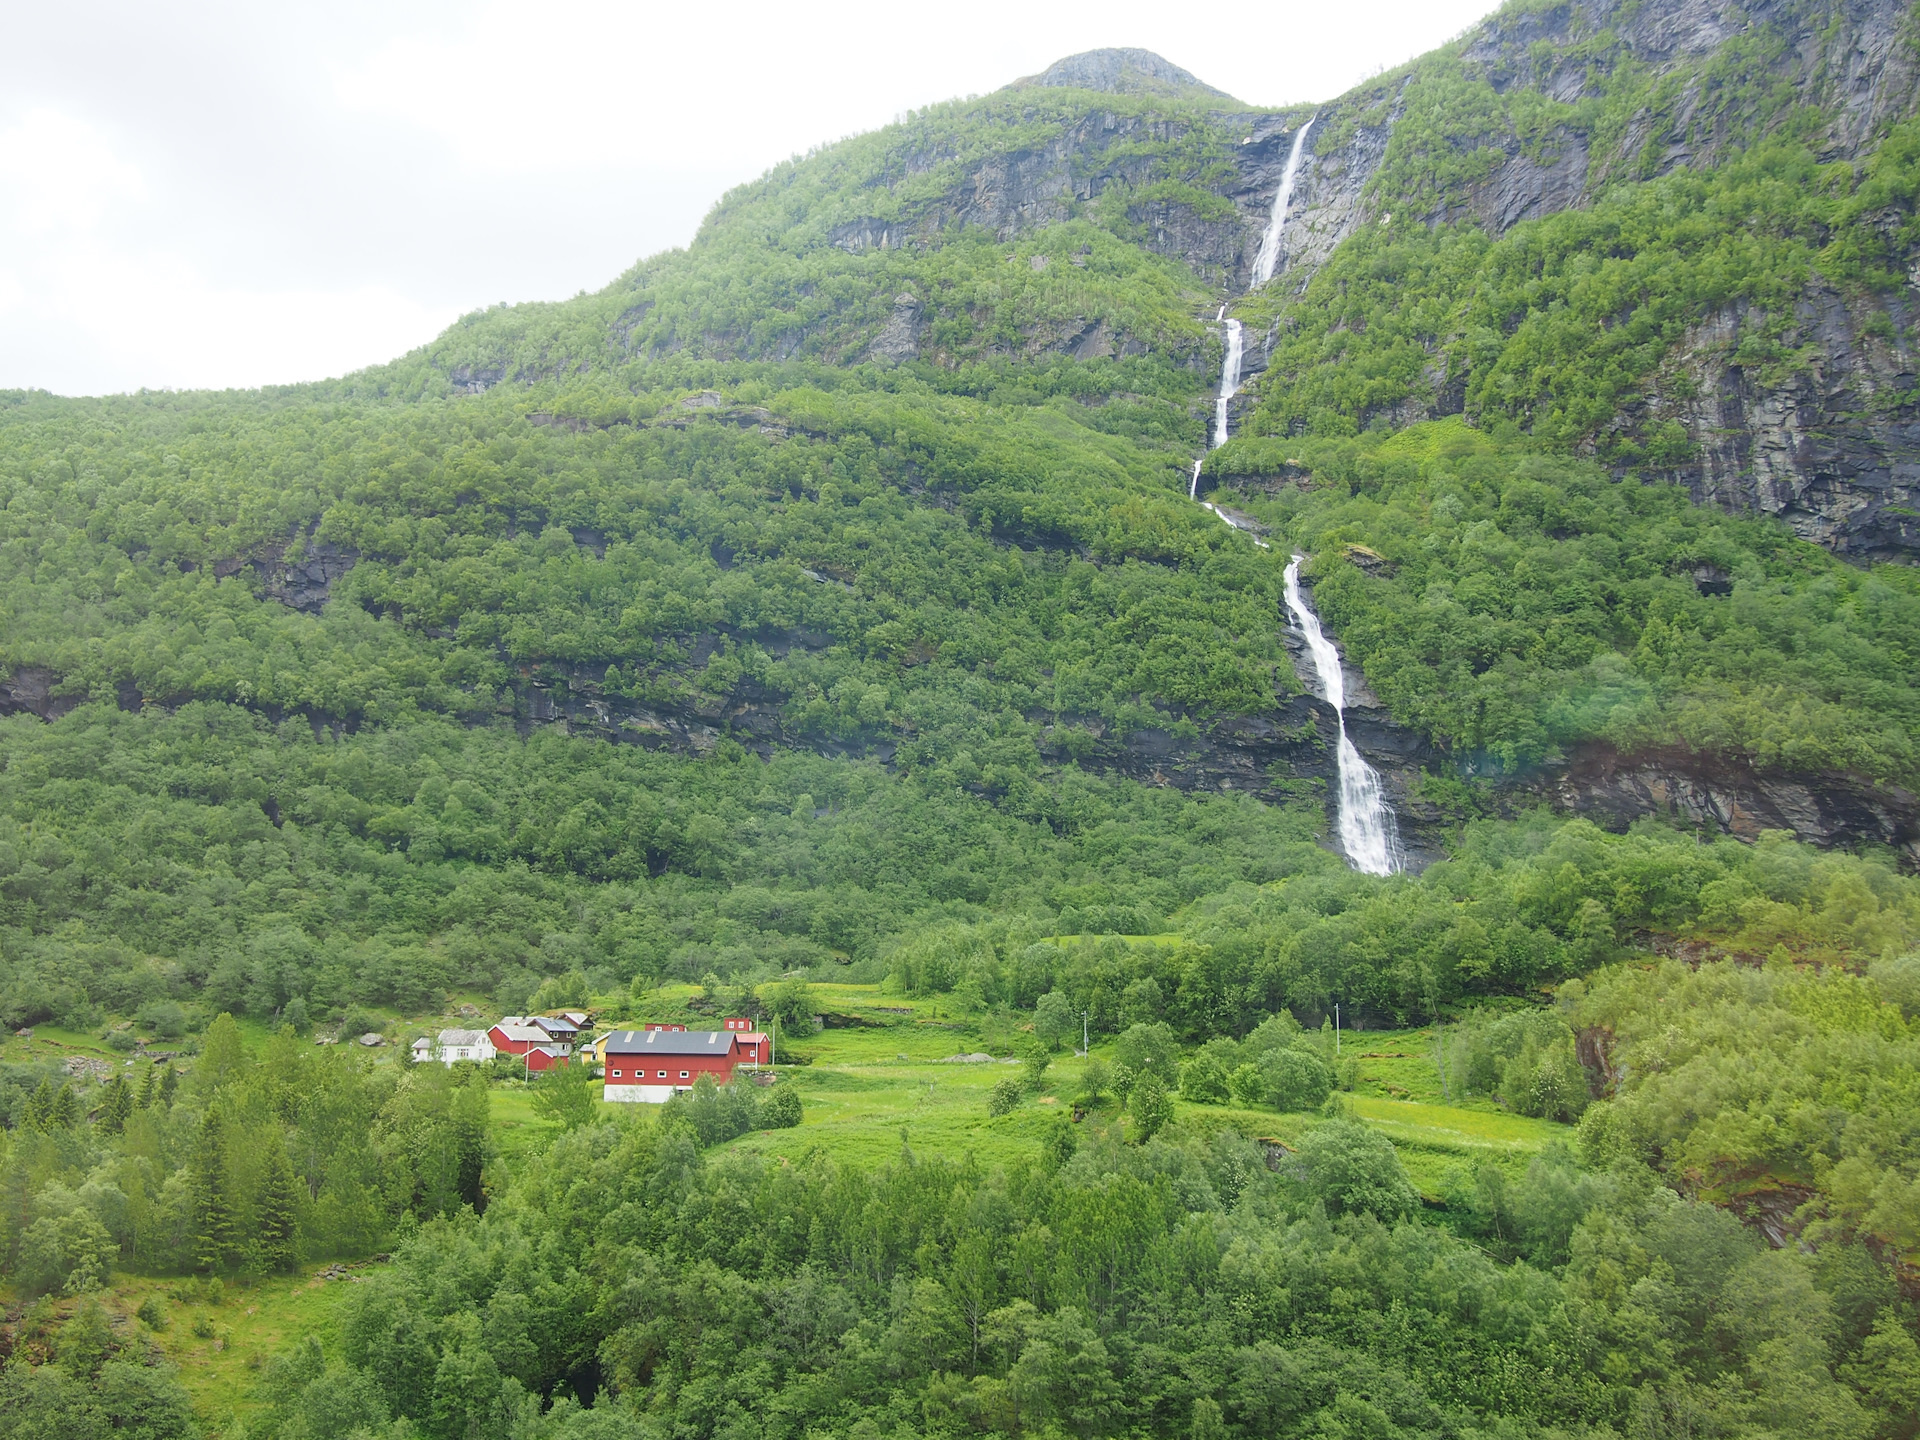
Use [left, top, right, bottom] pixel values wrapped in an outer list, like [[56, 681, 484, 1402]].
[[0, 0, 1500, 396]]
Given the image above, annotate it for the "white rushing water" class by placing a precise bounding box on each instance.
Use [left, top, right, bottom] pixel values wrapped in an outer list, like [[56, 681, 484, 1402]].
[[1212, 318, 1243, 449], [1252, 118, 1315, 287], [1281, 555, 1403, 875]]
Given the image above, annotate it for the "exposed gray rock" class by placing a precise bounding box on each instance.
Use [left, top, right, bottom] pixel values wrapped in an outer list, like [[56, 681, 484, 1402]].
[[1636, 287, 1920, 562], [1528, 743, 1920, 866], [867, 293, 923, 364], [0, 666, 77, 720], [1021, 49, 1235, 101]]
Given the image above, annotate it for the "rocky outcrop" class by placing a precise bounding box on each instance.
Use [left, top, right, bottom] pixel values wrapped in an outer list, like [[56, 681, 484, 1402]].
[[1020, 49, 1234, 102], [1252, 0, 1920, 558], [1638, 286, 1920, 562], [867, 293, 924, 364], [0, 667, 77, 721], [1528, 742, 1920, 867], [211, 524, 360, 614]]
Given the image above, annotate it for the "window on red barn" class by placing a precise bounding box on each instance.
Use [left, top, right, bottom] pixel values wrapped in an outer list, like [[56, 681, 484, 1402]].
[[680, 1071, 689, 1079]]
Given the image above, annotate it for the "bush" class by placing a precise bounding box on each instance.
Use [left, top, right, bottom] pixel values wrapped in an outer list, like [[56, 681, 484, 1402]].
[[1291, 1120, 1419, 1223], [664, 1075, 765, 1147], [1128, 1073, 1173, 1142], [1178, 1051, 1231, 1104], [1267, 1049, 1334, 1111], [1114, 1022, 1178, 1084], [18, 1211, 114, 1296], [987, 1076, 1024, 1117], [136, 1296, 169, 1331], [762, 1084, 802, 1128], [1441, 1011, 1589, 1122], [761, 979, 818, 1038], [136, 1001, 187, 1041]]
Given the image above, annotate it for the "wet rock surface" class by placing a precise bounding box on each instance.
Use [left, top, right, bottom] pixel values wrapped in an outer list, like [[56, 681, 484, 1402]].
[[1526, 743, 1920, 865]]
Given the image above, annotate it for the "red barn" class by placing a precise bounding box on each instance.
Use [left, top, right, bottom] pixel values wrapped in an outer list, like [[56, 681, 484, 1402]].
[[724, 1017, 771, 1065], [523, 1045, 567, 1073], [601, 1029, 749, 1103], [490, 1019, 572, 1061]]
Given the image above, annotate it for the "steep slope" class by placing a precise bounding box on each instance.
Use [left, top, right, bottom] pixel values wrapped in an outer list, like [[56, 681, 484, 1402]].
[[4, 6, 1919, 921], [362, 2, 1920, 572], [1234, 0, 1920, 560]]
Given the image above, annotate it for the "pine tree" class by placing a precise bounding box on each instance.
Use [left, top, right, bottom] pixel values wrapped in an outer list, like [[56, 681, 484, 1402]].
[[136, 1063, 158, 1110], [97, 1075, 133, 1135], [51, 1083, 82, 1130], [191, 1105, 239, 1272], [22, 1078, 55, 1133], [255, 1141, 300, 1273], [197, 1012, 247, 1093], [450, 1073, 490, 1214], [158, 1066, 178, 1107]]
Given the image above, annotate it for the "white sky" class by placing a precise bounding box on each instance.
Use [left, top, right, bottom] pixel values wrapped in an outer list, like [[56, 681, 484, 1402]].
[[0, 0, 1500, 396]]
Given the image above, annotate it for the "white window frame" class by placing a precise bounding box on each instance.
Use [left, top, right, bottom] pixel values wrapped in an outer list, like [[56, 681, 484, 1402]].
[[679, 1070, 690, 1079]]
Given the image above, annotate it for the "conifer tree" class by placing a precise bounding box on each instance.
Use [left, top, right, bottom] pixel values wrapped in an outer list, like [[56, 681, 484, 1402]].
[[97, 1075, 133, 1135], [450, 1073, 490, 1214], [191, 1105, 240, 1272], [197, 1012, 248, 1092], [255, 1141, 300, 1273], [159, 1066, 178, 1106], [137, 1063, 157, 1109], [51, 1083, 82, 1130], [22, 1078, 55, 1133]]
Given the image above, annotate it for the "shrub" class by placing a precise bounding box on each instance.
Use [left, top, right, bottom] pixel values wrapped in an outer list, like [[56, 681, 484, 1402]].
[[1267, 1049, 1334, 1111], [1291, 1120, 1419, 1222], [1128, 1073, 1173, 1142], [136, 1296, 170, 1331], [762, 1084, 803, 1128], [136, 1001, 187, 1040], [1178, 1052, 1231, 1104], [18, 1211, 114, 1296], [987, 1076, 1024, 1117]]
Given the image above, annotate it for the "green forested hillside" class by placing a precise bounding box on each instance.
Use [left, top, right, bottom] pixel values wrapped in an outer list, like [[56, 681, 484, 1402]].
[[3, 5, 1920, 1439]]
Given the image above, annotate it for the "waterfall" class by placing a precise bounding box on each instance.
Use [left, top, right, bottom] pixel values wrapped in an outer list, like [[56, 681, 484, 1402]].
[[1252, 119, 1315, 287], [1281, 555, 1403, 875], [1212, 318, 1243, 450]]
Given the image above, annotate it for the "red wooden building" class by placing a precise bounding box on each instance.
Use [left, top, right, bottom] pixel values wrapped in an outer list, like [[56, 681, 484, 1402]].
[[600, 1028, 762, 1102]]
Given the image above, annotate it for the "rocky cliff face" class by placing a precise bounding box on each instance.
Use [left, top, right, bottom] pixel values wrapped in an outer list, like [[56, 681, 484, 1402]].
[[841, 7, 1920, 559], [1249, 0, 1920, 558]]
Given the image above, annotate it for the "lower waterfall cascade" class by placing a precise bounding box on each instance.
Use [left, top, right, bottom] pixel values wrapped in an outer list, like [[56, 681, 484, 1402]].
[[1281, 556, 1405, 875]]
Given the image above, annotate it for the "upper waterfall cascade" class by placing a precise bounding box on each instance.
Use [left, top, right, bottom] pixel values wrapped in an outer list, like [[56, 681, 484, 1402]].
[[1252, 119, 1315, 287], [1281, 557, 1404, 875]]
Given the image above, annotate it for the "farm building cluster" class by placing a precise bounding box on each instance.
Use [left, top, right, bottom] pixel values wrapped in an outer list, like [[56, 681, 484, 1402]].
[[410, 1013, 772, 1102]]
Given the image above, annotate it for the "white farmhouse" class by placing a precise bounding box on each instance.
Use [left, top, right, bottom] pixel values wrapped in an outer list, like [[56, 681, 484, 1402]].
[[410, 1028, 498, 1065]]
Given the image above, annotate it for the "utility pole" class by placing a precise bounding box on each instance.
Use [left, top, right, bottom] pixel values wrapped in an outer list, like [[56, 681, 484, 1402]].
[[1335, 1004, 1340, 1057]]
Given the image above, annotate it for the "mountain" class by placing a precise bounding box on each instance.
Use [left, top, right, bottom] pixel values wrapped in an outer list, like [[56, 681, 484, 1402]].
[[0, 0, 1917, 1028]]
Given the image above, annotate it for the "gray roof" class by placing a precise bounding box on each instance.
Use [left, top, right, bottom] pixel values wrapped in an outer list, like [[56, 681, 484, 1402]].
[[437, 1029, 488, 1046], [603, 1029, 739, 1057]]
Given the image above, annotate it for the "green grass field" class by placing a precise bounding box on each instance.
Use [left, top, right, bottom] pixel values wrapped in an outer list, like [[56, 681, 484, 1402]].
[[13, 1264, 380, 1428], [701, 994, 1575, 1194]]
